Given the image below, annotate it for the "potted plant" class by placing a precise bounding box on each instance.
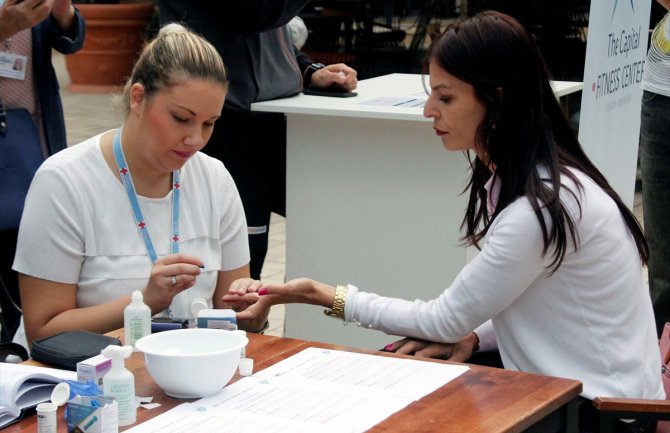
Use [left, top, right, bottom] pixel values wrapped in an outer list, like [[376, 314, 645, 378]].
[[66, 0, 156, 93]]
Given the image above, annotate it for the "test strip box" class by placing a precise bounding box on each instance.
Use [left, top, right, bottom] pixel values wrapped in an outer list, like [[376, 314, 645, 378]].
[[197, 308, 237, 330], [66, 396, 118, 433], [77, 354, 112, 387]]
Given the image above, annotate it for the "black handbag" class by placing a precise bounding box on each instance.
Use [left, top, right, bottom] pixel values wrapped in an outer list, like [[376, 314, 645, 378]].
[[0, 100, 44, 231], [31, 330, 122, 371]]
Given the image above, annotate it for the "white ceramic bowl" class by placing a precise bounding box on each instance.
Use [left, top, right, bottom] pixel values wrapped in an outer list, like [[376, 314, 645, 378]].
[[135, 328, 248, 398]]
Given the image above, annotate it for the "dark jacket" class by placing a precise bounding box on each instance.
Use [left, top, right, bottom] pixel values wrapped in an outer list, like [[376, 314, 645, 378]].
[[33, 10, 86, 155], [158, 1, 312, 111]]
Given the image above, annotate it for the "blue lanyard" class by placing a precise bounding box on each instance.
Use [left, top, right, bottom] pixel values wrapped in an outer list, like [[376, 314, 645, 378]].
[[112, 128, 180, 264]]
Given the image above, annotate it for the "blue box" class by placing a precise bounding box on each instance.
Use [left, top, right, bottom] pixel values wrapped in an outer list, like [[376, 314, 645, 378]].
[[66, 396, 118, 433], [196, 309, 237, 330]]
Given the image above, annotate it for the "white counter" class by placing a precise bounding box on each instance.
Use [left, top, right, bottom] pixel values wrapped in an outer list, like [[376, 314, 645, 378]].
[[253, 73, 581, 120]]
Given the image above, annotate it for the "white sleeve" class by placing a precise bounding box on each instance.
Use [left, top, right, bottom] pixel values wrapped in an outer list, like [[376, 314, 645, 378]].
[[345, 201, 554, 343], [216, 165, 250, 271], [13, 165, 85, 283], [473, 320, 497, 352]]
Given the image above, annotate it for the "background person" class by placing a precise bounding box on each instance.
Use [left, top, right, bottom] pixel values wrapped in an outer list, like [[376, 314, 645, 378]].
[[0, 0, 84, 343], [158, 1, 358, 280], [225, 11, 664, 433], [13, 23, 268, 348], [639, 0, 670, 337]]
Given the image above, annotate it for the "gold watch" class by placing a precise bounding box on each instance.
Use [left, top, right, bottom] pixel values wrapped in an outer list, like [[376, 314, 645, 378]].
[[324, 285, 348, 319]]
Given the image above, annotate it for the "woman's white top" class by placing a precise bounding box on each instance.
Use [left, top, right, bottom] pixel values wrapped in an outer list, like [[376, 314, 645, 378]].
[[14, 132, 250, 319], [345, 168, 664, 400]]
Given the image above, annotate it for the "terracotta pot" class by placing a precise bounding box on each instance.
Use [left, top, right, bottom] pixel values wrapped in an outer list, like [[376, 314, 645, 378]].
[[66, 3, 155, 93]]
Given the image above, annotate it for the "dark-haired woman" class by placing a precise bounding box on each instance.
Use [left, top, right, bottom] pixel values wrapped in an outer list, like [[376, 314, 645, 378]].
[[225, 11, 664, 432]]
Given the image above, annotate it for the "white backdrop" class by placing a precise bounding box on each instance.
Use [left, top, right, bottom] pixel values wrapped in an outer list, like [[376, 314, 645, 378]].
[[578, 0, 652, 207]]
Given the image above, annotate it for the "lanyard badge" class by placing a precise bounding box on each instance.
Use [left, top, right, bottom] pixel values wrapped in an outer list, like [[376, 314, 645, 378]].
[[112, 128, 181, 263]]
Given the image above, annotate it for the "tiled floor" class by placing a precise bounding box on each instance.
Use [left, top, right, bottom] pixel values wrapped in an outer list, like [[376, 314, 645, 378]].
[[52, 51, 646, 340]]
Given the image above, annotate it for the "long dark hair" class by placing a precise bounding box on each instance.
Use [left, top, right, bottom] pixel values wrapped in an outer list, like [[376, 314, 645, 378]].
[[427, 11, 648, 271]]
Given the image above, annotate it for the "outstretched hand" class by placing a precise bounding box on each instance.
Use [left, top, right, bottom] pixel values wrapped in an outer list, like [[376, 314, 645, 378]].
[[223, 277, 336, 321], [221, 278, 272, 332]]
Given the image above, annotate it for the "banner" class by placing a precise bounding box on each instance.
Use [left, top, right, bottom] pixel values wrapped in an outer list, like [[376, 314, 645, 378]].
[[578, 0, 652, 207]]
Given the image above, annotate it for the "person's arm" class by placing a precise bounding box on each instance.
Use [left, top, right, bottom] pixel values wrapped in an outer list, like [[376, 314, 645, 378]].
[[309, 63, 358, 92], [295, 46, 359, 91], [158, 0, 310, 35], [49, 1, 85, 54], [226, 201, 550, 344], [225, 277, 335, 322], [49, 0, 75, 35], [20, 251, 205, 348], [19, 274, 133, 348]]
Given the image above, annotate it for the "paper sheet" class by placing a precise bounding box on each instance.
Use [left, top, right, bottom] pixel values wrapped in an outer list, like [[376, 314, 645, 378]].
[[359, 96, 426, 107], [125, 348, 468, 433]]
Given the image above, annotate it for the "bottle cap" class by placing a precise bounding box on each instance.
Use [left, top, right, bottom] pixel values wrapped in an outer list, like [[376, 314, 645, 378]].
[[239, 358, 254, 376], [190, 298, 208, 320], [131, 290, 143, 304], [50, 382, 70, 407], [101, 344, 133, 370], [36, 402, 58, 413]]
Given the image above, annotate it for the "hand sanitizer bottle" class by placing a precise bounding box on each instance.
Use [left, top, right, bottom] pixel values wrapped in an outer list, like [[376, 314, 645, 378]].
[[101, 345, 136, 426], [124, 290, 151, 349]]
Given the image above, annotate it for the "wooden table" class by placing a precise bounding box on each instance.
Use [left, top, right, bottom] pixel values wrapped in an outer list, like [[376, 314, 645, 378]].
[[6, 333, 581, 433]]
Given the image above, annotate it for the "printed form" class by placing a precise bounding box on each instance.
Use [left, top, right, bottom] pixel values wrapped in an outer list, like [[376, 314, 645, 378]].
[[126, 347, 469, 433], [359, 95, 426, 108]]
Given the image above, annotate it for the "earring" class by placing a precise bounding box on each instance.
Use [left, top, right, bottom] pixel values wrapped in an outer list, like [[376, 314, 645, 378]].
[[491, 123, 497, 130]]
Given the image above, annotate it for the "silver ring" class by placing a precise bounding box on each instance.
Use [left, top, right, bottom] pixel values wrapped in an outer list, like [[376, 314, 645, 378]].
[[171, 275, 177, 286]]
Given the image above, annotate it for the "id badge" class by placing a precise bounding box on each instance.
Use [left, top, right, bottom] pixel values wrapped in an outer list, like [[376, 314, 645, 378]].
[[0, 52, 27, 80]]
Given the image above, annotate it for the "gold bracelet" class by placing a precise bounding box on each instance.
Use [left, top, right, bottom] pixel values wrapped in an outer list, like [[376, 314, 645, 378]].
[[324, 285, 348, 319]]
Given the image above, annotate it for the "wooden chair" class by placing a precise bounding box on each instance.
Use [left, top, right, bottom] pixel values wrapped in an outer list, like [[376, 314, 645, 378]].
[[593, 323, 670, 433]]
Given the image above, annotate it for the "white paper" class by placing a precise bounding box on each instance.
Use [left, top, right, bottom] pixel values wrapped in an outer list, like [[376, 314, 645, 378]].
[[0, 363, 77, 428], [360, 96, 426, 107], [125, 348, 468, 433], [254, 347, 468, 400]]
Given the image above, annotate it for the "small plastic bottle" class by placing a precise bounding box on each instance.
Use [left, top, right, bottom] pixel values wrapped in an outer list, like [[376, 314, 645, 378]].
[[101, 345, 136, 426], [36, 402, 57, 433], [233, 330, 247, 358], [190, 297, 208, 328], [124, 290, 151, 349]]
